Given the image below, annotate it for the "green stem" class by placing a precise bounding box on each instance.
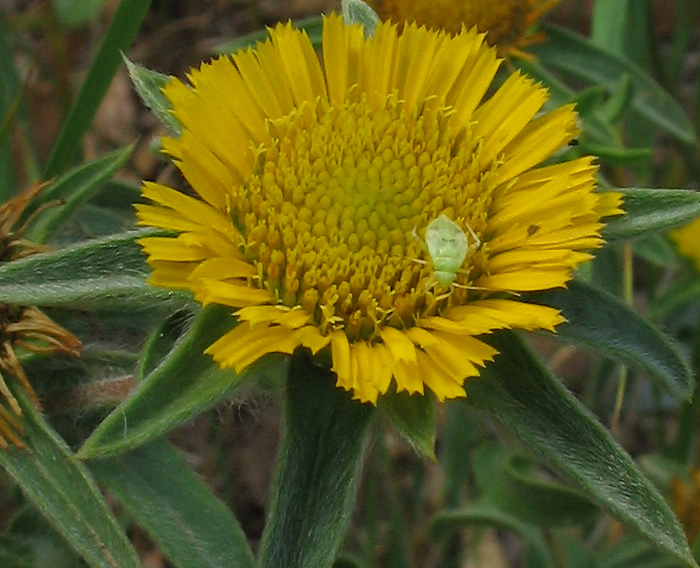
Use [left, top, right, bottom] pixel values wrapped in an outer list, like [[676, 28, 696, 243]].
[[258, 350, 375, 568], [611, 241, 633, 436]]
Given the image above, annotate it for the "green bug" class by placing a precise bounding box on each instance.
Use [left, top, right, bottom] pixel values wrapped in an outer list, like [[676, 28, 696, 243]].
[[417, 214, 481, 289]]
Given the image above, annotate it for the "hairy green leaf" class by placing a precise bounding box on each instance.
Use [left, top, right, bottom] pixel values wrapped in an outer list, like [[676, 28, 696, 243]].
[[473, 443, 598, 527], [529, 279, 692, 400], [27, 144, 134, 243], [78, 305, 287, 458], [431, 502, 553, 568], [464, 332, 695, 567], [604, 188, 700, 240], [259, 351, 374, 568], [0, 229, 185, 310], [532, 24, 696, 144], [0, 389, 141, 568], [90, 440, 255, 568], [380, 389, 436, 458]]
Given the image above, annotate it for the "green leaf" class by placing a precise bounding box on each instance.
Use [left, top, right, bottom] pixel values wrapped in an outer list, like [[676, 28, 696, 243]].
[[582, 144, 652, 167], [124, 57, 181, 136], [2, 514, 83, 568], [212, 16, 323, 55], [90, 440, 255, 568], [601, 537, 680, 568], [137, 310, 189, 379], [78, 305, 287, 458], [638, 454, 688, 490], [517, 59, 621, 149], [259, 351, 375, 568], [531, 24, 696, 144], [464, 332, 696, 567], [473, 443, 598, 527], [441, 406, 482, 506], [51, 0, 107, 28], [431, 501, 554, 568], [73, 179, 141, 237], [26, 144, 135, 243], [649, 275, 700, 321], [75, 203, 136, 237], [379, 389, 436, 458], [0, 534, 33, 568], [0, 16, 34, 195], [632, 234, 680, 268], [603, 188, 700, 240], [0, 229, 186, 310], [529, 279, 692, 400], [0, 388, 142, 568], [333, 554, 371, 568], [665, 1, 700, 91], [591, 0, 651, 68], [598, 74, 635, 124], [43, 0, 152, 177]]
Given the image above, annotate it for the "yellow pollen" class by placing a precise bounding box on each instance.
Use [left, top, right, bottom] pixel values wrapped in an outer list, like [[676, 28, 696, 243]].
[[227, 93, 491, 341]]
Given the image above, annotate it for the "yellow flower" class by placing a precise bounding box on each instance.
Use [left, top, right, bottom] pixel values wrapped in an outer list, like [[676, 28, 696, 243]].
[[0, 183, 82, 449], [137, 14, 622, 404], [672, 469, 700, 543], [372, 0, 559, 59], [671, 218, 700, 272]]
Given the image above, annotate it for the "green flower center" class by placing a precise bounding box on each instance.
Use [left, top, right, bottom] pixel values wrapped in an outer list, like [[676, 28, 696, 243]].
[[228, 93, 493, 340]]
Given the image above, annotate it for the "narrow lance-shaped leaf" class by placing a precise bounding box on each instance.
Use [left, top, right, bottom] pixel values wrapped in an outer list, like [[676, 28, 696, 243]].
[[51, 0, 108, 29], [517, 59, 620, 148], [431, 502, 554, 568], [43, 0, 153, 177], [650, 276, 700, 322], [464, 331, 696, 567], [90, 440, 255, 568], [528, 279, 692, 401], [78, 305, 288, 458], [516, 60, 651, 166], [379, 389, 436, 459], [0, 387, 142, 568], [26, 144, 135, 243], [212, 16, 323, 54], [259, 351, 375, 568], [531, 23, 696, 144], [0, 16, 36, 195], [604, 188, 700, 241], [0, 229, 186, 310], [471, 443, 598, 527]]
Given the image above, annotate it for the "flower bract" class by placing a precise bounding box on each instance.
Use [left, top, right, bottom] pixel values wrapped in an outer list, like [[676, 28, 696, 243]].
[[137, 14, 622, 404]]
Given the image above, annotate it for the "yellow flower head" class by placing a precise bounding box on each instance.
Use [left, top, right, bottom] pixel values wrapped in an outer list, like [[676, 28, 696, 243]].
[[137, 14, 622, 404], [0, 183, 82, 449], [671, 218, 700, 273], [374, 0, 559, 58]]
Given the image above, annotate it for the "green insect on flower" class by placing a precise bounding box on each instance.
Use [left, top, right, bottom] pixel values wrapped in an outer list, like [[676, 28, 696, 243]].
[[423, 214, 480, 289]]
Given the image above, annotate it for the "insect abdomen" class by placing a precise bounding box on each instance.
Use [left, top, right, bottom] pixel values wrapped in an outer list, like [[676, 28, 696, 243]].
[[432, 269, 457, 287]]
